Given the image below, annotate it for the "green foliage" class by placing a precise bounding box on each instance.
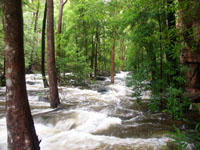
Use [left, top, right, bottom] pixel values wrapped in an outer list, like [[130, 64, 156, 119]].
[[54, 0, 126, 80], [170, 126, 188, 150], [122, 0, 192, 120], [126, 62, 151, 102], [56, 41, 91, 80], [164, 87, 185, 119], [170, 124, 200, 150]]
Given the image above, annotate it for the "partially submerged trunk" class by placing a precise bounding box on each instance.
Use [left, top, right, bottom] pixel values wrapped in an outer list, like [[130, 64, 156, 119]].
[[47, 0, 61, 108], [2, 0, 40, 149]]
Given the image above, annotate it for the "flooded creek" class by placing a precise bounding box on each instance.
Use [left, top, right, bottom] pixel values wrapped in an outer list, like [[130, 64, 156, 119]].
[[0, 72, 194, 150]]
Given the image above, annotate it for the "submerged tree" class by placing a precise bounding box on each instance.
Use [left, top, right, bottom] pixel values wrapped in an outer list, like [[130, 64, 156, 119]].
[[47, 0, 61, 108], [2, 0, 40, 149]]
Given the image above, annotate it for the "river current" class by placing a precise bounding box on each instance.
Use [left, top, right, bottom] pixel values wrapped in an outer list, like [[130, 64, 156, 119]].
[[0, 72, 193, 150]]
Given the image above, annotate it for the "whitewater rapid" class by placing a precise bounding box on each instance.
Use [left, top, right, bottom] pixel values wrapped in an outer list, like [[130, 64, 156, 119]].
[[0, 72, 176, 150]]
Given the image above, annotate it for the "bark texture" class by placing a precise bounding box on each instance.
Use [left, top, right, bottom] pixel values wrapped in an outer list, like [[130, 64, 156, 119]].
[[47, 0, 61, 108], [179, 0, 200, 101], [2, 0, 40, 149]]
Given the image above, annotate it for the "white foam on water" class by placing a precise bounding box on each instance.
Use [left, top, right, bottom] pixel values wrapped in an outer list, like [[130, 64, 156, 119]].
[[0, 116, 172, 150], [35, 123, 172, 150], [0, 72, 179, 150], [0, 118, 7, 150], [26, 74, 45, 91], [54, 110, 122, 133]]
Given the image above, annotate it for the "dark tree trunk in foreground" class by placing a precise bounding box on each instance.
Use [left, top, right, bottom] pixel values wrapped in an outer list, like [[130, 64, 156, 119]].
[[111, 5, 117, 84], [41, 1, 49, 88], [2, 0, 40, 149], [47, 0, 61, 108]]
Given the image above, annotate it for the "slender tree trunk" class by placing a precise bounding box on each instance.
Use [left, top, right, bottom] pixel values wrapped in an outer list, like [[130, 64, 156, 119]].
[[41, 1, 49, 88], [90, 35, 95, 78], [57, 0, 67, 55], [111, 4, 117, 84], [103, 22, 107, 71], [27, 0, 40, 74], [58, 0, 67, 34], [58, 0, 64, 35], [57, 0, 67, 78], [94, 25, 99, 78], [47, 0, 60, 108], [158, 0, 163, 103], [2, 0, 40, 149], [94, 42, 98, 78], [120, 37, 125, 71], [83, 20, 88, 62]]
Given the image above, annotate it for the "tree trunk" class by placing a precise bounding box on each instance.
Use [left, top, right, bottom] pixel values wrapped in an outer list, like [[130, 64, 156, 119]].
[[57, 0, 67, 56], [58, 0, 67, 34], [179, 0, 200, 102], [158, 1, 163, 103], [90, 35, 95, 78], [83, 20, 88, 62], [27, 0, 40, 74], [2, 0, 40, 149], [111, 4, 117, 84], [120, 37, 125, 71], [94, 26, 99, 78], [47, 0, 61, 108], [41, 1, 49, 88]]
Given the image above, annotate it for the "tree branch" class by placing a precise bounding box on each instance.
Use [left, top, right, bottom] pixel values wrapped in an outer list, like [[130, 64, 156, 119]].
[[63, 0, 68, 6]]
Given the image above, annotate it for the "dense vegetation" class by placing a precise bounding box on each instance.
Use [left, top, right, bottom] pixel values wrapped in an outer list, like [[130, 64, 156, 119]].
[[1, 0, 200, 149]]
